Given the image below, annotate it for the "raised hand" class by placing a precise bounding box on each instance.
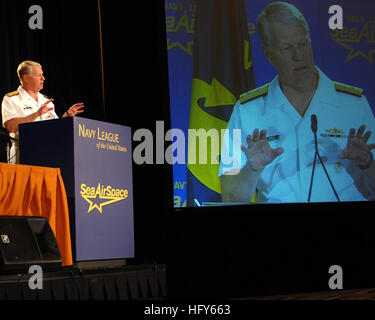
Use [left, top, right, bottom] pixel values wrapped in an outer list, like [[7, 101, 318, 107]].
[[67, 102, 84, 117], [39, 98, 55, 116], [340, 125, 375, 169], [241, 128, 284, 171]]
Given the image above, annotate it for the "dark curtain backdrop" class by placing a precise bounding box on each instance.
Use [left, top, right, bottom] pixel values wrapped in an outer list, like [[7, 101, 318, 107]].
[[100, 1, 172, 264], [0, 0, 104, 120]]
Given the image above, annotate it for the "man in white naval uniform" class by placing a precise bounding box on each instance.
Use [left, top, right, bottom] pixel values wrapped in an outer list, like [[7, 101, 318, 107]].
[[2, 60, 84, 163], [219, 2, 375, 203]]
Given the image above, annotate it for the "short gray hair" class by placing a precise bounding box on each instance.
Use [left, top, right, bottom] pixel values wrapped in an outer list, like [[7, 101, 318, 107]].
[[257, 2, 310, 46], [17, 60, 42, 82]]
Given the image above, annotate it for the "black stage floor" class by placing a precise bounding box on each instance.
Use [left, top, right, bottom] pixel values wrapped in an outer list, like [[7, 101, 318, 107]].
[[244, 288, 375, 300], [0, 263, 167, 300], [2, 262, 375, 303]]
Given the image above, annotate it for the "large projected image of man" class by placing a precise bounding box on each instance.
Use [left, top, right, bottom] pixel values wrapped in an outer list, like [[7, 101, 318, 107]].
[[219, 2, 375, 203]]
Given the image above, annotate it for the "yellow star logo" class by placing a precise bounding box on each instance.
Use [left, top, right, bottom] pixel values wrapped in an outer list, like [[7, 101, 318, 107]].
[[330, 23, 375, 63], [80, 183, 128, 214], [167, 38, 194, 55], [81, 194, 124, 214], [166, 10, 194, 55]]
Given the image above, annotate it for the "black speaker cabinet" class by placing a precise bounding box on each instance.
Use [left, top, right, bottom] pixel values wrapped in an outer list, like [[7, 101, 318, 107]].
[[0, 216, 62, 272]]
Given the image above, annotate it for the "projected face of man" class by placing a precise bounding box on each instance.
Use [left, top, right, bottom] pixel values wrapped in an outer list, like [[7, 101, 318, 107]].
[[263, 21, 316, 91]]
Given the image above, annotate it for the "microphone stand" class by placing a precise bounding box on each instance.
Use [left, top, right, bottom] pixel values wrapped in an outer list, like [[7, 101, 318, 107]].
[[308, 115, 340, 202], [0, 130, 17, 163], [0, 130, 17, 141], [307, 145, 318, 202]]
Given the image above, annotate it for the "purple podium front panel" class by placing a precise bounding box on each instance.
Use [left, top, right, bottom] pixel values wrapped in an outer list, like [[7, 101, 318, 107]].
[[73, 117, 134, 261]]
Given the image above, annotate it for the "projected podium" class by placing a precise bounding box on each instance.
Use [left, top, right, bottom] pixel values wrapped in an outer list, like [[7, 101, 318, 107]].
[[19, 117, 134, 262]]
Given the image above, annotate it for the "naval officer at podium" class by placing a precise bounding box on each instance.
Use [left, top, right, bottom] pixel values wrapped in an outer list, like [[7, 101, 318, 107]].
[[1, 60, 84, 163]]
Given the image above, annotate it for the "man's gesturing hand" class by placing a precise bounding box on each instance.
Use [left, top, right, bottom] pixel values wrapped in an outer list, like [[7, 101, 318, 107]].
[[241, 129, 284, 171], [38, 98, 55, 116], [340, 125, 375, 169], [67, 103, 84, 117]]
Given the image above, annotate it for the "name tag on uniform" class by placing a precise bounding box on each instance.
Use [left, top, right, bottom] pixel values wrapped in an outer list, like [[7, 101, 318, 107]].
[[23, 106, 32, 110]]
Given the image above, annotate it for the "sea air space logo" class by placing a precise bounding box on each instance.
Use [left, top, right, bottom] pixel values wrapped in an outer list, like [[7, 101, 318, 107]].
[[80, 183, 129, 214], [330, 14, 375, 64]]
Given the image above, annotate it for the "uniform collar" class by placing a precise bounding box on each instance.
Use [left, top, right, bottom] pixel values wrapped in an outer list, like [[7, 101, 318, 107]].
[[313, 67, 340, 108], [264, 75, 289, 116], [18, 85, 30, 100], [264, 66, 340, 116], [18, 85, 45, 103]]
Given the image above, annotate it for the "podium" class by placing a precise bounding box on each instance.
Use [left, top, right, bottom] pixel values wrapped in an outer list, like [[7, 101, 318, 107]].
[[19, 117, 134, 262]]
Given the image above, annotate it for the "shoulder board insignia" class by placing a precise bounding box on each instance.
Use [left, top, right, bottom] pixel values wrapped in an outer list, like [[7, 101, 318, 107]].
[[240, 83, 270, 104], [6, 90, 19, 97], [334, 81, 363, 97], [42, 94, 49, 99]]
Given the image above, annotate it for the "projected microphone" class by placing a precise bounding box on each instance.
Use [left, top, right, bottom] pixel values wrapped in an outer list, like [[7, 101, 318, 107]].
[[310, 114, 318, 155], [307, 115, 318, 202], [311, 114, 317, 133], [307, 114, 340, 202]]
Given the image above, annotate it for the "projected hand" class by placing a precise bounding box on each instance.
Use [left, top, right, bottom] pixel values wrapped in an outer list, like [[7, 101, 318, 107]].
[[340, 125, 375, 169], [241, 129, 284, 171]]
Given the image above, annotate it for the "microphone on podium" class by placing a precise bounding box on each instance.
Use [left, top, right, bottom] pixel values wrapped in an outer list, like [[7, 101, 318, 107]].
[[307, 114, 340, 202]]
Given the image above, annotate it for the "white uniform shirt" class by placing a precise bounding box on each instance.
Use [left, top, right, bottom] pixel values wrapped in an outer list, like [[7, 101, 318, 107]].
[[219, 68, 375, 203], [2, 85, 59, 163]]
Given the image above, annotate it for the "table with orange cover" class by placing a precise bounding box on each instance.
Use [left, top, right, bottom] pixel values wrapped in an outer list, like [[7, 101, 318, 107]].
[[0, 163, 73, 266]]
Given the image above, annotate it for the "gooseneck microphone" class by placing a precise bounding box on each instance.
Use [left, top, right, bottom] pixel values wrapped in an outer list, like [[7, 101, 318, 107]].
[[308, 115, 318, 202], [307, 114, 340, 202], [311, 114, 317, 134]]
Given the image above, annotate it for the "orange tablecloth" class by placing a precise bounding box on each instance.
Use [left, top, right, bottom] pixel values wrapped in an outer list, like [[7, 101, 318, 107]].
[[0, 163, 73, 266]]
